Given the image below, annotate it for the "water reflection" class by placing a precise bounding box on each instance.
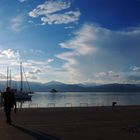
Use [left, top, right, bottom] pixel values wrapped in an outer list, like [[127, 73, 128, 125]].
[[16, 92, 140, 108]]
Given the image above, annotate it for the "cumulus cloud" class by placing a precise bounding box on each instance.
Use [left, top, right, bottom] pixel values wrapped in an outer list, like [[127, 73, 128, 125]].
[[29, 0, 71, 17], [0, 48, 56, 82], [21, 58, 54, 81], [0, 48, 54, 82], [41, 10, 80, 25], [0, 49, 21, 81], [28, 68, 42, 74], [59, 24, 97, 55], [0, 49, 20, 59], [56, 23, 140, 84], [29, 0, 80, 25], [122, 66, 140, 83], [131, 66, 140, 72]]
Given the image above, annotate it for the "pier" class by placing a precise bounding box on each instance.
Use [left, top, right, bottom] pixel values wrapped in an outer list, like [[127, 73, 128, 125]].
[[0, 106, 140, 140]]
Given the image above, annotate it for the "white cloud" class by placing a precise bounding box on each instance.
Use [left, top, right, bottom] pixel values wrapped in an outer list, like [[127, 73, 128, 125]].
[[0, 49, 21, 81], [29, 0, 71, 17], [18, 0, 27, 2], [29, 49, 43, 54], [0, 49, 49, 82], [131, 66, 140, 72], [56, 23, 140, 84], [0, 73, 7, 80], [41, 10, 80, 25], [9, 15, 24, 32], [28, 20, 34, 24], [59, 24, 97, 55], [20, 58, 55, 81], [64, 25, 74, 29], [47, 59, 54, 63], [29, 0, 80, 25], [28, 68, 42, 74], [24, 59, 53, 67], [0, 48, 55, 82], [95, 72, 107, 78], [95, 71, 120, 79], [108, 71, 120, 78], [0, 49, 20, 60]]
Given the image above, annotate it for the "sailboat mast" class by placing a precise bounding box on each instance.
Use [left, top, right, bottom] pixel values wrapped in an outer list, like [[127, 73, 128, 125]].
[[7, 67, 9, 87], [23, 67, 31, 93], [9, 69, 11, 88], [20, 62, 23, 92]]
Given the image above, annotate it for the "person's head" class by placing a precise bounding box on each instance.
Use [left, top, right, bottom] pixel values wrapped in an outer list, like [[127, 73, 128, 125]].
[[6, 87, 11, 92]]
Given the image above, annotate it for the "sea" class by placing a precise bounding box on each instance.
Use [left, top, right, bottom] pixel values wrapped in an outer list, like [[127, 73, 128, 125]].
[[16, 92, 140, 108]]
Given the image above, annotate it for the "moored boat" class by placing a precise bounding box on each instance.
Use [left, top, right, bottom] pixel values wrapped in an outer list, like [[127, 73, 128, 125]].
[[7, 62, 33, 101], [50, 88, 57, 93]]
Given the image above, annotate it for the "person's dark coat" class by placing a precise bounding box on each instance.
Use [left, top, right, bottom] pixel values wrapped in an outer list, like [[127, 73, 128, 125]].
[[2, 91, 16, 108]]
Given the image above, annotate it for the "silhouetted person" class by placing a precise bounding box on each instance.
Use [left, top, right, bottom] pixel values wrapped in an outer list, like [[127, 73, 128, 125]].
[[2, 87, 17, 125]]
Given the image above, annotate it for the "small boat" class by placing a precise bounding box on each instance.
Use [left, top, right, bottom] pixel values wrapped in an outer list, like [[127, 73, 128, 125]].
[[50, 88, 57, 93], [11, 89, 32, 101], [15, 92, 32, 101]]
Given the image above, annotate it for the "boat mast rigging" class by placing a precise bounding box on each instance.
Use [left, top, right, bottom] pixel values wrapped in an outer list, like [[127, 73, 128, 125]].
[[20, 62, 23, 92]]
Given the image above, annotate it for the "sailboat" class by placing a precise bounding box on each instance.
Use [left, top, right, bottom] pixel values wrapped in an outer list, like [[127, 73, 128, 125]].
[[8, 62, 32, 101]]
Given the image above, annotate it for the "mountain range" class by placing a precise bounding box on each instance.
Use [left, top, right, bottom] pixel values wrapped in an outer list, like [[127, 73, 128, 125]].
[[1, 80, 140, 92]]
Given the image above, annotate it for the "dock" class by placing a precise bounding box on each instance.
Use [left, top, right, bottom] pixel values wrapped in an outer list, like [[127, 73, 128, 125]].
[[0, 106, 140, 140]]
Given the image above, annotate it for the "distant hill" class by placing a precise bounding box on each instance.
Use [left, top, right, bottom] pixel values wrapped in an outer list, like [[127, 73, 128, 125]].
[[30, 82, 140, 92], [85, 83, 140, 92], [0, 80, 140, 92], [44, 81, 86, 92]]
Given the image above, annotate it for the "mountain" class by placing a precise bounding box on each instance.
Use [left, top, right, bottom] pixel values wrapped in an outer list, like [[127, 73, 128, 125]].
[[86, 83, 140, 92], [44, 81, 86, 92], [23, 82, 140, 92], [45, 81, 64, 86], [31, 81, 140, 92], [78, 82, 100, 87], [0, 80, 140, 92]]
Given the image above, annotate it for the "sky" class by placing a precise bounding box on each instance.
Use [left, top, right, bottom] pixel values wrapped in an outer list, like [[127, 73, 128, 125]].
[[0, 0, 140, 84]]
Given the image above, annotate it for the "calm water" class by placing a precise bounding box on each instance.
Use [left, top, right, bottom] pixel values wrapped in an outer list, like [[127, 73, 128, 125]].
[[17, 92, 140, 108]]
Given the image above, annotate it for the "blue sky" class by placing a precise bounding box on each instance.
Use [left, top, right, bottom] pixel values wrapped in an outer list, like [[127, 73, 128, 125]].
[[0, 0, 140, 84]]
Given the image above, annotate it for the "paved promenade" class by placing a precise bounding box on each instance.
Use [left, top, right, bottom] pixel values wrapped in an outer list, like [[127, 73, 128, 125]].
[[0, 106, 140, 140]]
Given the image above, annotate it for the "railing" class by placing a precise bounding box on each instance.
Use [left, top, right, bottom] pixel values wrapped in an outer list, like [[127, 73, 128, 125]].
[[48, 103, 55, 107], [15, 102, 92, 108], [64, 103, 72, 107]]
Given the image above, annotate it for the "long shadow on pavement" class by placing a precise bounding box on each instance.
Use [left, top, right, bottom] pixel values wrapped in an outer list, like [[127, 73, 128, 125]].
[[12, 124, 61, 140]]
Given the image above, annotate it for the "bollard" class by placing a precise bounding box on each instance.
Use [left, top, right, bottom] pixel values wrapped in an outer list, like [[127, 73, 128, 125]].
[[112, 102, 117, 107]]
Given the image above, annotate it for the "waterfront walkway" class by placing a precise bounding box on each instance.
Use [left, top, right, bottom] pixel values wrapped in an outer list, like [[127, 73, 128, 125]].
[[0, 106, 140, 140]]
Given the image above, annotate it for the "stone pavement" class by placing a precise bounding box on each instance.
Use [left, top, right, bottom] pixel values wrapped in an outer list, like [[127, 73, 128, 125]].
[[0, 106, 140, 140], [0, 107, 94, 140]]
